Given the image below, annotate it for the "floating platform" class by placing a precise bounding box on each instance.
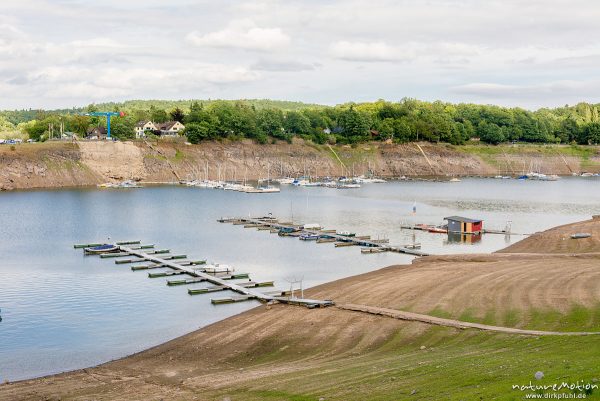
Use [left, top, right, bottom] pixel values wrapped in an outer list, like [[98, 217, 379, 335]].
[[188, 281, 274, 295], [167, 273, 250, 286], [220, 216, 428, 256], [78, 240, 333, 308]]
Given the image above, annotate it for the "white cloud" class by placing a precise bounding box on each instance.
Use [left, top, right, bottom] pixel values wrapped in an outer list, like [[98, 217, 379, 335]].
[[451, 80, 600, 100], [186, 19, 290, 51], [330, 41, 414, 62], [3, 0, 600, 109], [251, 58, 317, 72]]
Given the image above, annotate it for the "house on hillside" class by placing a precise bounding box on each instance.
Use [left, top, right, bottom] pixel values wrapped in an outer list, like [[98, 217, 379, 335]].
[[135, 121, 157, 138], [134, 120, 185, 137], [156, 121, 185, 136], [86, 126, 107, 140]]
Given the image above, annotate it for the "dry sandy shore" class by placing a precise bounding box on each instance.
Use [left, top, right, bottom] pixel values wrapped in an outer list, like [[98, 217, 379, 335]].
[[2, 219, 600, 400]]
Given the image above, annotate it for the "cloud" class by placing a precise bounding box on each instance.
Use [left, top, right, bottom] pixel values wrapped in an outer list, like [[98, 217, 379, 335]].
[[186, 19, 290, 51], [251, 58, 317, 72], [450, 80, 600, 100], [329, 41, 414, 62], [3, 0, 600, 109]]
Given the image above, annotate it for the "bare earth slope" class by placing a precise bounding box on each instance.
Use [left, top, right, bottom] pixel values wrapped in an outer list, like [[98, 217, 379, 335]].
[[2, 140, 600, 190], [2, 219, 600, 400], [499, 216, 600, 254]]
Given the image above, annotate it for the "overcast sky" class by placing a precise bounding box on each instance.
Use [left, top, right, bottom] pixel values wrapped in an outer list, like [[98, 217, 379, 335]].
[[1, 0, 599, 110]]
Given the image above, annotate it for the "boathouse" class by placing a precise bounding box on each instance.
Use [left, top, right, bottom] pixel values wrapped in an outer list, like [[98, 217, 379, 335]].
[[444, 216, 483, 234]]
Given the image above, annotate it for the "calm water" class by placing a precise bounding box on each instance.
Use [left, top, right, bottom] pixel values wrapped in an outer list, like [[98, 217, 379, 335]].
[[2, 178, 600, 381]]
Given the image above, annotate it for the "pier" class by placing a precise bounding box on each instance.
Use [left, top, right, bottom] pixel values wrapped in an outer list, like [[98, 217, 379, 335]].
[[219, 216, 429, 256], [75, 241, 334, 308]]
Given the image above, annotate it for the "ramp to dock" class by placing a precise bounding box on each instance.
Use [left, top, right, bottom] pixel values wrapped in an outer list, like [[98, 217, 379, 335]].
[[338, 304, 600, 336]]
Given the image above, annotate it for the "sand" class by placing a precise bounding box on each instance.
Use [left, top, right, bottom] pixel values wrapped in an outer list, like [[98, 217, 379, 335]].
[[2, 218, 600, 401]]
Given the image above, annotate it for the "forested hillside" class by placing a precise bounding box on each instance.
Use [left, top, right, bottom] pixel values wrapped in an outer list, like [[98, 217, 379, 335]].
[[2, 99, 600, 145]]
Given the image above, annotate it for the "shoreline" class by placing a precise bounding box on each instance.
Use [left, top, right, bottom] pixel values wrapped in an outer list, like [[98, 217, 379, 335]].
[[2, 218, 600, 400], [2, 140, 599, 192]]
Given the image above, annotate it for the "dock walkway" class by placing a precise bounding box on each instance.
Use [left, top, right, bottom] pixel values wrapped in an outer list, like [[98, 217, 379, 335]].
[[222, 217, 429, 257], [86, 243, 334, 308], [338, 304, 600, 336]]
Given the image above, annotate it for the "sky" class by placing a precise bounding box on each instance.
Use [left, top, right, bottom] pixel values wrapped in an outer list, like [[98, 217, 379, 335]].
[[1, 0, 600, 110]]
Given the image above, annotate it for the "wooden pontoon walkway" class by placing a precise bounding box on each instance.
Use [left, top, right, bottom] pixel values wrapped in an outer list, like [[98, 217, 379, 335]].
[[220, 217, 429, 257], [115, 245, 334, 308]]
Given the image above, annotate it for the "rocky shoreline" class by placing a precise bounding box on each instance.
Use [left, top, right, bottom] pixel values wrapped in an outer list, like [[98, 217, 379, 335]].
[[1, 139, 599, 191]]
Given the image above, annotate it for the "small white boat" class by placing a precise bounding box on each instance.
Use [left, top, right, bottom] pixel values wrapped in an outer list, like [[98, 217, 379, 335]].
[[256, 186, 281, 193], [449, 178, 461, 182], [275, 177, 295, 185], [98, 180, 142, 189]]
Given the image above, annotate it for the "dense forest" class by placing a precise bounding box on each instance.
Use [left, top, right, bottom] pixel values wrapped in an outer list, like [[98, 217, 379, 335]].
[[2, 98, 600, 145]]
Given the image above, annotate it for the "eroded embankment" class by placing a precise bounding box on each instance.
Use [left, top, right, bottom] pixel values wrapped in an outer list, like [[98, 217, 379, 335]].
[[1, 140, 600, 190]]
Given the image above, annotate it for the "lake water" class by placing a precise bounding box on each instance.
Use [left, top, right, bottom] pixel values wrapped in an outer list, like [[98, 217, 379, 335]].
[[2, 177, 600, 381]]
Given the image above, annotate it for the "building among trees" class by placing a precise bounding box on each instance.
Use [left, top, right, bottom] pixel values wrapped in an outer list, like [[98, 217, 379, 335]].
[[134, 120, 184, 138]]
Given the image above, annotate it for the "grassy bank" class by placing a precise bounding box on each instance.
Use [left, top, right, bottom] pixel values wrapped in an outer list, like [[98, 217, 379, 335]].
[[217, 328, 600, 401]]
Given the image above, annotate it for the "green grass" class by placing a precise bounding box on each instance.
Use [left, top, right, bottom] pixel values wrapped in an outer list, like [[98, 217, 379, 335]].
[[324, 144, 378, 171], [428, 306, 453, 319], [173, 148, 185, 161], [456, 143, 599, 158], [425, 304, 600, 332], [213, 329, 600, 401]]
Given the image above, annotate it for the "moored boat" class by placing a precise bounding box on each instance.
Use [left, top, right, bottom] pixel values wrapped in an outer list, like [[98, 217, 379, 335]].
[[84, 244, 119, 254]]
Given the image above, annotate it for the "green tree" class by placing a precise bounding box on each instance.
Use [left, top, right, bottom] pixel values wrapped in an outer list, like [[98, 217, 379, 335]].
[[580, 122, 600, 144], [109, 115, 135, 140], [339, 106, 370, 142], [257, 109, 285, 139], [393, 118, 413, 142], [284, 111, 311, 135], [69, 115, 90, 135], [379, 118, 395, 140], [170, 107, 185, 123], [478, 121, 505, 144], [150, 105, 168, 123]]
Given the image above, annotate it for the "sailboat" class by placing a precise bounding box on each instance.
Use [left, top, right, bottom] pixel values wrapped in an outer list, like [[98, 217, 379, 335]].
[[256, 164, 281, 193]]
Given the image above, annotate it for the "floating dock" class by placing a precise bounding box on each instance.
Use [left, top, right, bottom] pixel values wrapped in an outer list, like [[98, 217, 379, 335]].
[[219, 216, 428, 257], [77, 242, 334, 308]]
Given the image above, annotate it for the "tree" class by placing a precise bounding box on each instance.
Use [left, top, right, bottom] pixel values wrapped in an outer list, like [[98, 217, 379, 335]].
[[257, 109, 286, 140], [477, 121, 505, 144], [184, 122, 212, 144], [393, 118, 413, 142], [339, 106, 370, 142], [284, 111, 311, 135], [22, 119, 48, 141], [109, 115, 135, 140], [581, 122, 600, 144], [558, 118, 579, 143], [379, 118, 395, 140], [69, 115, 90, 135], [150, 105, 168, 123], [170, 107, 185, 123]]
